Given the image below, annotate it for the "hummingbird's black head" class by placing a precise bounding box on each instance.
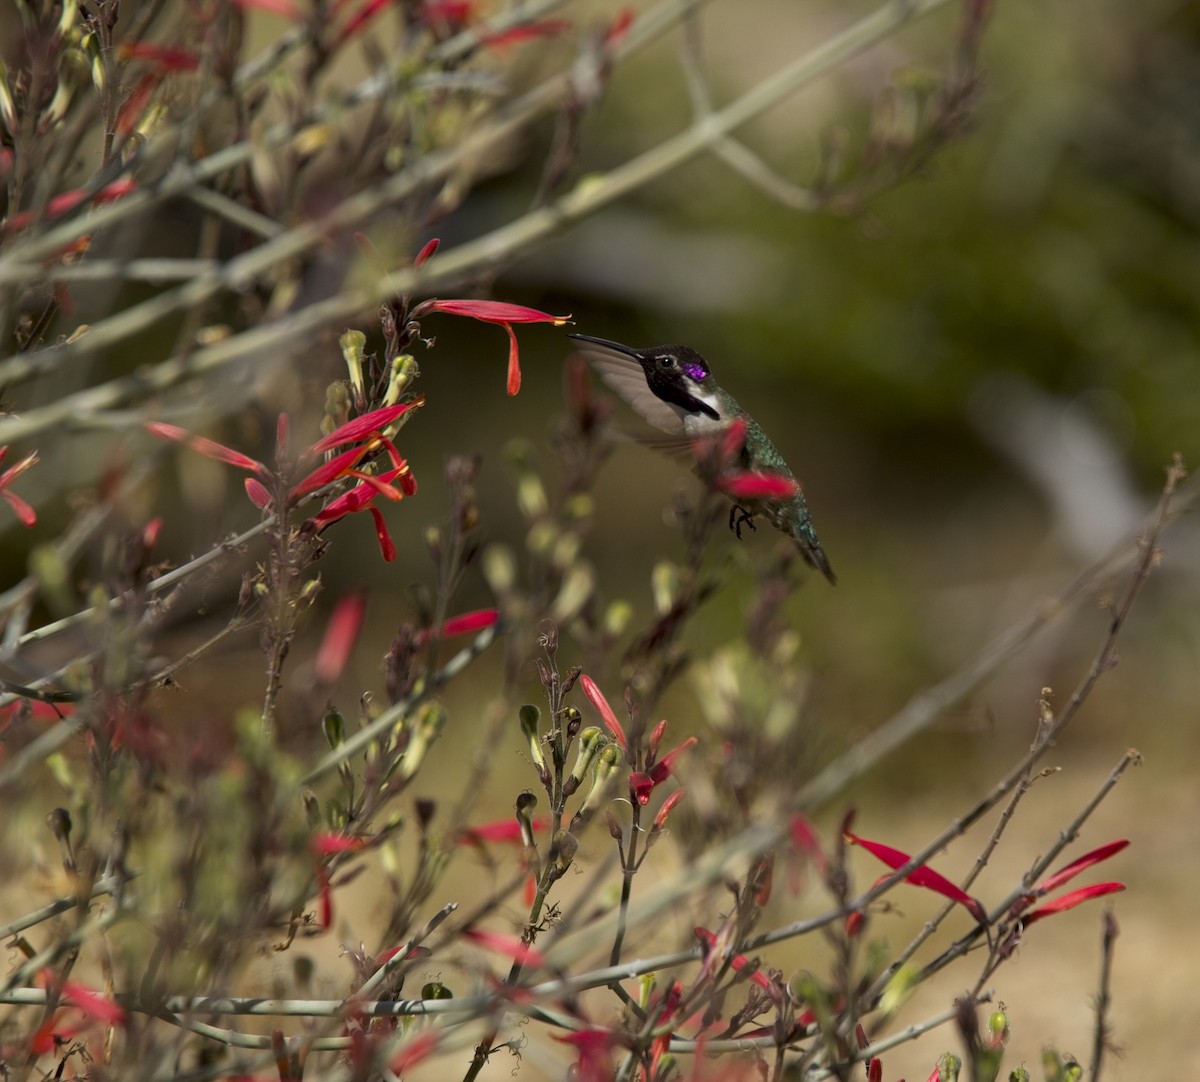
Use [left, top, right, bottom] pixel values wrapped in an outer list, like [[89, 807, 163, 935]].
[[568, 335, 719, 421]]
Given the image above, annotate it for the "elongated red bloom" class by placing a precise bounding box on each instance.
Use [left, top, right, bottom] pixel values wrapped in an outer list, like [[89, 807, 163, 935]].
[[146, 421, 268, 475], [717, 470, 800, 501], [419, 300, 571, 396], [245, 477, 272, 509], [311, 832, 366, 854], [4, 179, 137, 233], [649, 736, 698, 785], [390, 1030, 440, 1074], [290, 445, 370, 501], [414, 237, 440, 267], [483, 19, 572, 48], [847, 831, 987, 925], [309, 398, 424, 454], [654, 788, 685, 829], [419, 608, 500, 643], [1022, 882, 1125, 925], [0, 446, 38, 526], [315, 593, 367, 684], [605, 7, 636, 49], [462, 928, 545, 968], [579, 674, 627, 749], [422, 299, 572, 325], [458, 816, 549, 844], [227, 0, 302, 17], [119, 42, 201, 71], [1035, 839, 1128, 896]]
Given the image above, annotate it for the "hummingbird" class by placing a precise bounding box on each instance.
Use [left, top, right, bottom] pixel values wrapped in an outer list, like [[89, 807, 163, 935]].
[[568, 334, 837, 584]]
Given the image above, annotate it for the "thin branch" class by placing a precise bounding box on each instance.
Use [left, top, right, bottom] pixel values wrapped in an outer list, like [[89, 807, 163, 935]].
[[1090, 909, 1119, 1081]]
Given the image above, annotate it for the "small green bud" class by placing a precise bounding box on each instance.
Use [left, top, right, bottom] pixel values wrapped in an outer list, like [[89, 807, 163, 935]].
[[550, 829, 578, 876], [936, 1052, 961, 1081], [563, 727, 605, 797], [422, 981, 453, 1000], [575, 743, 622, 822], [339, 329, 367, 401], [322, 709, 345, 749]]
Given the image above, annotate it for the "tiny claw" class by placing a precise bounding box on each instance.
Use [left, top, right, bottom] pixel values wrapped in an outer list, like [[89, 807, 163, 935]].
[[728, 505, 756, 539]]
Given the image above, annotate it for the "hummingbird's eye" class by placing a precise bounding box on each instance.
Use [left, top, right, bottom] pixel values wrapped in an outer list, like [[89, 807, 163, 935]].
[[657, 356, 677, 370]]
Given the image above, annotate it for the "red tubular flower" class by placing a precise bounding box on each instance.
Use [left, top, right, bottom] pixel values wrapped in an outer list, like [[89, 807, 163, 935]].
[[846, 830, 988, 925], [389, 1030, 440, 1074], [605, 8, 635, 50], [3, 179, 137, 234], [457, 816, 549, 845], [789, 814, 829, 876], [552, 1030, 618, 1082], [1021, 882, 1125, 925], [314, 593, 367, 684], [1033, 839, 1128, 896], [119, 42, 200, 71], [483, 20, 572, 48], [146, 422, 269, 476], [309, 399, 424, 454], [416, 299, 572, 396], [414, 237, 440, 267], [578, 674, 627, 749], [648, 735, 697, 785], [716, 470, 800, 501], [461, 928, 545, 968], [227, 0, 303, 17], [653, 788, 685, 830], [1011, 839, 1129, 924], [0, 446, 38, 526], [417, 608, 499, 644]]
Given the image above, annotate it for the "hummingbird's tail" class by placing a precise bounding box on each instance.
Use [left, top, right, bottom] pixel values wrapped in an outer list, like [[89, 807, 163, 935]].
[[773, 498, 837, 584]]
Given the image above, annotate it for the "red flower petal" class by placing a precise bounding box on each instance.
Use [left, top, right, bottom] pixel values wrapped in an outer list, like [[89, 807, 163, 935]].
[[423, 299, 571, 325], [414, 237, 440, 267], [368, 506, 396, 562], [438, 608, 500, 638], [654, 788, 685, 829], [579, 674, 627, 749], [716, 470, 800, 501], [289, 445, 369, 501], [146, 421, 267, 474], [390, 1030, 440, 1074], [227, 0, 302, 16], [1037, 840, 1129, 896], [311, 832, 366, 854], [458, 816, 549, 844], [483, 19, 572, 48], [847, 831, 987, 925], [504, 322, 521, 396], [648, 736, 697, 784], [119, 42, 200, 71], [605, 8, 635, 50], [462, 928, 545, 968], [309, 398, 424, 454], [315, 592, 367, 684], [245, 477, 272, 509], [1, 489, 36, 526], [1022, 882, 1125, 925]]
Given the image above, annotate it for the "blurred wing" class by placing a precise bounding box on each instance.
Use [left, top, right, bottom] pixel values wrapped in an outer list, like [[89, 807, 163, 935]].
[[574, 344, 687, 436]]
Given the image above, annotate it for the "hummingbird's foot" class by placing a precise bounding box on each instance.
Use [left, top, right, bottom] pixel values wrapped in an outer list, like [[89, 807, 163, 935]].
[[728, 505, 757, 539]]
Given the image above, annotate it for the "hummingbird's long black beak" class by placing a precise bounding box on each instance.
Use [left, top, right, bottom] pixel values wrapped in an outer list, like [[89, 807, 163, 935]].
[[567, 333, 643, 360]]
